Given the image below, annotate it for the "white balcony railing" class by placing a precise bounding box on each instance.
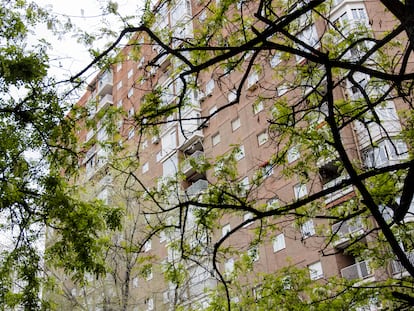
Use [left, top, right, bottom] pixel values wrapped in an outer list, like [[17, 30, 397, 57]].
[[97, 94, 113, 112], [391, 252, 414, 275], [186, 179, 208, 197], [182, 150, 204, 176], [332, 218, 364, 248], [96, 71, 113, 97], [323, 176, 353, 204], [341, 261, 372, 281]]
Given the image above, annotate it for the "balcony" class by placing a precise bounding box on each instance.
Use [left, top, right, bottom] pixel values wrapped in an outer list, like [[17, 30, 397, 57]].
[[178, 109, 204, 151], [341, 261, 372, 281], [181, 150, 204, 177], [186, 179, 208, 197], [391, 252, 414, 275], [332, 218, 364, 248], [189, 278, 216, 298], [97, 94, 113, 113], [323, 176, 353, 204], [96, 71, 113, 97]]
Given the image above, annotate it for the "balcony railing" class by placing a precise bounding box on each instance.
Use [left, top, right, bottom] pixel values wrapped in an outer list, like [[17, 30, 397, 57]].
[[341, 261, 372, 281], [189, 278, 216, 298], [332, 218, 364, 248], [186, 179, 208, 197], [96, 71, 113, 97], [182, 150, 204, 176], [97, 94, 113, 113], [323, 176, 353, 204], [391, 252, 414, 275]]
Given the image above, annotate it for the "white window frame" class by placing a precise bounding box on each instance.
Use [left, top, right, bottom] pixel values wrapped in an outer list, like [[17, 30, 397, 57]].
[[222, 223, 231, 237], [287, 146, 300, 163], [308, 261, 323, 280], [231, 117, 241, 131], [301, 219, 316, 238], [294, 183, 307, 199], [253, 101, 264, 114], [273, 233, 286, 252], [257, 131, 269, 146], [142, 162, 149, 174], [235, 145, 245, 161], [248, 246, 259, 262], [212, 132, 221, 146], [205, 79, 215, 96]]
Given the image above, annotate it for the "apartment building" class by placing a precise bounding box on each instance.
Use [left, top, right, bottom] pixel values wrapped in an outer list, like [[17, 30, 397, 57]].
[[53, 0, 414, 309]]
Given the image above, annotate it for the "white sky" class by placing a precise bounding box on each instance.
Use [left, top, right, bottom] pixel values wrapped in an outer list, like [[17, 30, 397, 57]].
[[35, 0, 144, 83]]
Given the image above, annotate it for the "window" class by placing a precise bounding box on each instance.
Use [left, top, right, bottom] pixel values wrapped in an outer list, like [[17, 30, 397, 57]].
[[267, 198, 280, 210], [257, 131, 269, 146], [146, 267, 153, 281], [228, 90, 237, 102], [243, 212, 253, 227], [128, 128, 135, 140], [225, 258, 235, 274], [270, 53, 281, 68], [247, 71, 259, 90], [209, 105, 217, 118], [142, 162, 149, 174], [301, 220, 315, 238], [235, 145, 245, 161], [144, 240, 152, 252], [128, 88, 134, 98], [231, 117, 241, 131], [287, 146, 300, 163], [253, 101, 264, 114], [362, 139, 408, 168], [128, 107, 135, 118], [128, 69, 133, 79], [277, 84, 289, 96], [132, 277, 139, 288], [146, 297, 154, 311], [294, 183, 307, 199], [261, 163, 273, 178], [159, 230, 166, 243], [222, 223, 231, 237], [212, 132, 221, 146], [308, 261, 323, 280], [117, 99, 123, 108], [142, 140, 148, 149], [248, 246, 259, 262], [116, 63, 122, 72], [240, 176, 249, 194], [273, 233, 286, 252], [205, 79, 215, 96], [117, 80, 123, 90], [296, 24, 318, 61], [199, 10, 207, 22], [161, 130, 177, 156]]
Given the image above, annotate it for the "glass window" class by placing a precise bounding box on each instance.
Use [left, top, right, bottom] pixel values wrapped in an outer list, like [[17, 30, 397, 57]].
[[225, 258, 234, 274], [308, 261, 323, 280], [142, 162, 149, 174], [248, 246, 259, 262], [231, 117, 241, 131], [273, 233, 286, 252], [235, 145, 245, 161], [287, 146, 300, 163], [294, 183, 307, 199], [212, 132, 221, 146], [253, 101, 264, 114], [257, 131, 269, 146], [301, 220, 315, 238], [222, 223, 231, 236]]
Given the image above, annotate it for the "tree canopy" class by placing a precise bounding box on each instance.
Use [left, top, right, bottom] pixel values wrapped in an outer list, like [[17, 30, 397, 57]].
[[1, 0, 414, 310]]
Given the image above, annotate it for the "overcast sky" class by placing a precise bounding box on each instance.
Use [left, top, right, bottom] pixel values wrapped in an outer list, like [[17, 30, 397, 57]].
[[35, 0, 143, 83]]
